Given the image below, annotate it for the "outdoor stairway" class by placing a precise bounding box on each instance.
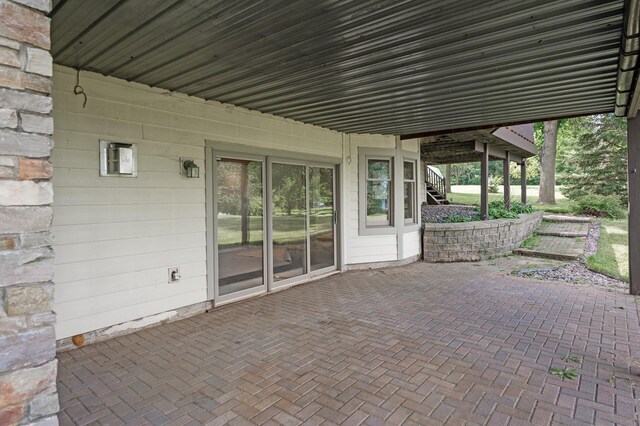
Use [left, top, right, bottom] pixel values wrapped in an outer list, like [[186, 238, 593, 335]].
[[426, 185, 449, 205], [425, 166, 449, 205], [514, 214, 592, 261]]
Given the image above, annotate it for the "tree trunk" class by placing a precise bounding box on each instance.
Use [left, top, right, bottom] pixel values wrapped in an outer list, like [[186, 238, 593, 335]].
[[445, 164, 452, 194], [453, 166, 461, 185], [538, 120, 558, 204]]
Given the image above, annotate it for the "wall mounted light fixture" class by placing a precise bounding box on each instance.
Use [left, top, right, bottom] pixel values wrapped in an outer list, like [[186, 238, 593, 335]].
[[180, 158, 200, 178]]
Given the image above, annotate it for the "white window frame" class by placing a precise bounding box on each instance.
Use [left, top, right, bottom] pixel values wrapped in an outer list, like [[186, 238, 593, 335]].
[[358, 148, 420, 236], [403, 159, 418, 225], [401, 150, 420, 233], [359, 148, 396, 236]]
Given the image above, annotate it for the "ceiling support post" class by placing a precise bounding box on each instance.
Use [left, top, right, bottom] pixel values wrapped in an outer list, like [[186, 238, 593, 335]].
[[521, 160, 527, 205], [503, 151, 511, 210], [481, 143, 489, 220], [629, 115, 640, 295]]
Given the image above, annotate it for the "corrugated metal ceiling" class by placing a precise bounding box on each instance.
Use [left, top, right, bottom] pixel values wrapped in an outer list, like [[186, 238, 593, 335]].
[[50, 0, 630, 136]]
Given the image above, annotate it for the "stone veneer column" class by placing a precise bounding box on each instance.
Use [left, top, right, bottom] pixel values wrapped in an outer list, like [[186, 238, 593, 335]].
[[0, 1, 58, 425]]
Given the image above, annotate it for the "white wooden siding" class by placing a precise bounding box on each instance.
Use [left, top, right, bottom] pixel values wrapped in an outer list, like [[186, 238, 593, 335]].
[[402, 231, 422, 259], [343, 134, 397, 264], [52, 65, 347, 339]]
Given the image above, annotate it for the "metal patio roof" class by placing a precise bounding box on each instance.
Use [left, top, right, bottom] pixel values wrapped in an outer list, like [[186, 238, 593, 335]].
[[50, 0, 639, 137]]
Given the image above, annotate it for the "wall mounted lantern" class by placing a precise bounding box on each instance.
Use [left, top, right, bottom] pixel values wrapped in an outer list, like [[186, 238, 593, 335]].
[[99, 140, 138, 177], [182, 159, 199, 178]]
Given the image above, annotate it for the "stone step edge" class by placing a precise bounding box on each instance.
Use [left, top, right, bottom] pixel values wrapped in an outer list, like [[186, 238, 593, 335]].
[[514, 249, 581, 261], [536, 231, 588, 238], [542, 215, 592, 224]]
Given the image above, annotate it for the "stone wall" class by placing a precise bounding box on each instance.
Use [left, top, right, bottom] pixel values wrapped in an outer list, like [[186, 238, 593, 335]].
[[423, 211, 544, 262], [0, 1, 58, 424]]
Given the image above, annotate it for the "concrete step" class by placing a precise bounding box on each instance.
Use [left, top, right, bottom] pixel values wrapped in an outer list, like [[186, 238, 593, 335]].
[[536, 231, 588, 238], [514, 248, 580, 261], [542, 214, 592, 223]]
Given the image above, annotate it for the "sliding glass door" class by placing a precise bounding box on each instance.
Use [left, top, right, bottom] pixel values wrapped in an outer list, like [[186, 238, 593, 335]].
[[270, 161, 336, 288], [210, 150, 337, 302], [309, 166, 335, 272], [271, 163, 308, 282], [214, 156, 267, 300]]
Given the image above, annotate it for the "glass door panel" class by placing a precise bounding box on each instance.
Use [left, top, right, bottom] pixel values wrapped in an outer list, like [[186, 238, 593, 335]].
[[271, 163, 308, 282], [216, 158, 265, 296], [309, 167, 335, 272]]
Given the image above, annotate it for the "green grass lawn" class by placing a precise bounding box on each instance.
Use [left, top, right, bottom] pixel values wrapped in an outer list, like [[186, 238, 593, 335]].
[[217, 207, 333, 247], [447, 185, 573, 213], [586, 218, 629, 282]]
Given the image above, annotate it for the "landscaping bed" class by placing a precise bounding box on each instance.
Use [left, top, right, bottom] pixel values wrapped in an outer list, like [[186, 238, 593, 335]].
[[423, 211, 544, 262]]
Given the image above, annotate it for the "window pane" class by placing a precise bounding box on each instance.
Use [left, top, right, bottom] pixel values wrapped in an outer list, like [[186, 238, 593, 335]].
[[367, 181, 391, 225], [310, 167, 335, 271], [368, 159, 390, 180], [404, 161, 414, 180], [216, 159, 264, 296], [272, 163, 307, 282], [404, 181, 415, 221]]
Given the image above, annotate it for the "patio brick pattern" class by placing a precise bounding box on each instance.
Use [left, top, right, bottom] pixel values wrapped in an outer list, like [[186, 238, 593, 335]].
[[57, 262, 640, 425]]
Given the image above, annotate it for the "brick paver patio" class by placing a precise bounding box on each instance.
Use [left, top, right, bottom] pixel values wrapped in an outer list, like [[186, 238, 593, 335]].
[[57, 262, 640, 425]]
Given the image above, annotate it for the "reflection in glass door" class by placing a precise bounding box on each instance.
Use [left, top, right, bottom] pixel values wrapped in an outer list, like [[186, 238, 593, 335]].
[[271, 163, 308, 282], [215, 158, 265, 297], [310, 167, 335, 272]]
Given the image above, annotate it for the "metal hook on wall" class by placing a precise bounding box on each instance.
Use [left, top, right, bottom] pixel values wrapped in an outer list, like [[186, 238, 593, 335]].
[[73, 69, 87, 108]]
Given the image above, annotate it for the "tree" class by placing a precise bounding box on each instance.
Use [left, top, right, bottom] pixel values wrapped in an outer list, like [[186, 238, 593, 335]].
[[538, 120, 558, 204], [510, 156, 540, 184], [561, 114, 628, 203], [451, 163, 478, 185], [445, 164, 452, 193]]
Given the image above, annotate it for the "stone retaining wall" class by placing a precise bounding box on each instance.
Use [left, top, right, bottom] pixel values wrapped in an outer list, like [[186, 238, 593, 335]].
[[423, 211, 544, 262], [0, 1, 58, 424]]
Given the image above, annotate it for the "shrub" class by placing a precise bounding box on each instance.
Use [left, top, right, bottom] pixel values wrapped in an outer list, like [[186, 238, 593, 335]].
[[488, 175, 501, 193], [571, 194, 625, 219], [510, 201, 534, 215], [488, 200, 519, 219], [443, 214, 474, 223]]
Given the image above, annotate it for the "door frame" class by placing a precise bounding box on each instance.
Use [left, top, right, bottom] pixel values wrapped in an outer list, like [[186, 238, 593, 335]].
[[268, 158, 338, 291], [307, 163, 339, 277], [207, 149, 269, 304], [205, 142, 341, 304]]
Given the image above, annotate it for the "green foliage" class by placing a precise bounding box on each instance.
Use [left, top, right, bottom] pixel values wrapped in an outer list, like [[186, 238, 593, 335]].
[[442, 214, 475, 223], [488, 200, 519, 219], [217, 161, 263, 216], [571, 194, 625, 219], [562, 354, 581, 363], [510, 157, 541, 185], [521, 234, 540, 249], [510, 201, 534, 214], [488, 175, 501, 193], [274, 175, 305, 215], [560, 114, 628, 202], [550, 367, 579, 380], [535, 117, 592, 186]]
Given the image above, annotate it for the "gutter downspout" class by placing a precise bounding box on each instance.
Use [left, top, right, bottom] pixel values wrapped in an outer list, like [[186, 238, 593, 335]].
[[615, 0, 640, 116]]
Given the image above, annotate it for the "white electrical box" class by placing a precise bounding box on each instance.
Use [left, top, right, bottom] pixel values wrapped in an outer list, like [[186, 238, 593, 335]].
[[99, 140, 138, 177]]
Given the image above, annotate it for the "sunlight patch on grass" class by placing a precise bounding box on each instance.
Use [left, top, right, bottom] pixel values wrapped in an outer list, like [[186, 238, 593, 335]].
[[586, 219, 629, 282]]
